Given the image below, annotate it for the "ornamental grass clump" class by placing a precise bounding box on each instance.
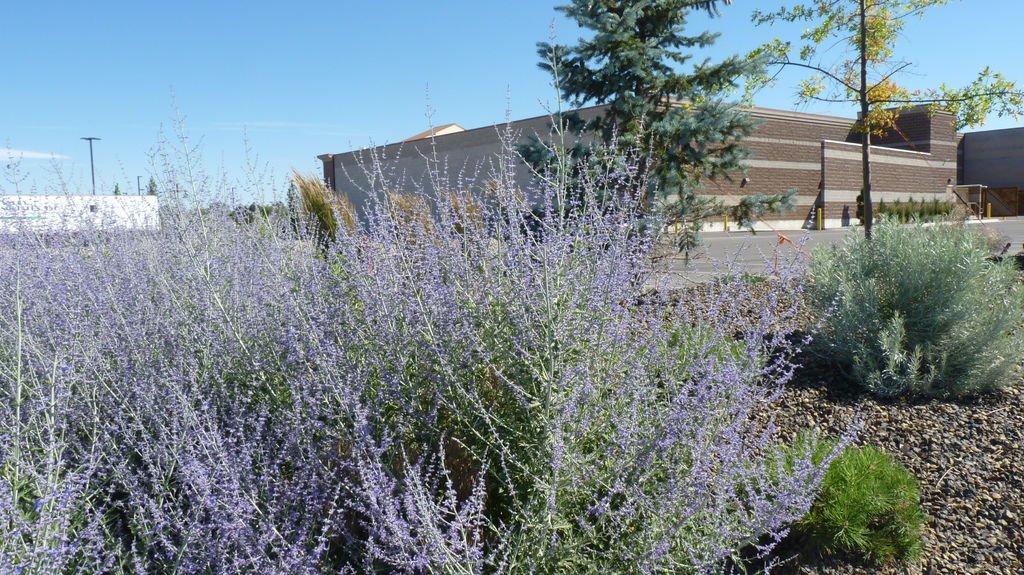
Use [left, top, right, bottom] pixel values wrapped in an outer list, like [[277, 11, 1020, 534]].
[[292, 169, 356, 248], [808, 220, 1024, 398], [876, 197, 955, 223], [0, 139, 830, 574]]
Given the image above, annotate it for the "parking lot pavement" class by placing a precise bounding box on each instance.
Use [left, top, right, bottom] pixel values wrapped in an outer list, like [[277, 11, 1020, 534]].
[[648, 217, 1024, 288], [980, 217, 1024, 250]]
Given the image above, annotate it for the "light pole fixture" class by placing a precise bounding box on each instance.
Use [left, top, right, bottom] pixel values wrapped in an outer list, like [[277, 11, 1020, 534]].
[[81, 137, 101, 195]]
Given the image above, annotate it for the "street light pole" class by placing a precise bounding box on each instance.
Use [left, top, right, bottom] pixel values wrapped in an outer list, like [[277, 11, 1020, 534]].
[[81, 137, 100, 195]]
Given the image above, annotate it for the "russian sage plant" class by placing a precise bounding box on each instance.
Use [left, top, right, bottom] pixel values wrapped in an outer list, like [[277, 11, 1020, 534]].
[[808, 219, 1024, 397], [0, 141, 829, 574]]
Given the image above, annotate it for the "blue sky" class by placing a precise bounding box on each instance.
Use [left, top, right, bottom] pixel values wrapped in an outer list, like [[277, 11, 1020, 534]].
[[3, 0, 1023, 202]]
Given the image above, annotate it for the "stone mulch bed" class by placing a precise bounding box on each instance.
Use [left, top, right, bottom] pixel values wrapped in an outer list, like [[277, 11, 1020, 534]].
[[760, 355, 1024, 574], [651, 279, 1023, 573]]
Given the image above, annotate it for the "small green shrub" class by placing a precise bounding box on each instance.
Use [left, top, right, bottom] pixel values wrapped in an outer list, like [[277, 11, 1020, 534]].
[[797, 443, 925, 566], [716, 271, 769, 285], [808, 220, 1024, 397], [667, 324, 754, 378]]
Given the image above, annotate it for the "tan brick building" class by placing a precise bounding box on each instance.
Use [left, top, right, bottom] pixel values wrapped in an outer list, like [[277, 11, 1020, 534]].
[[318, 104, 957, 231]]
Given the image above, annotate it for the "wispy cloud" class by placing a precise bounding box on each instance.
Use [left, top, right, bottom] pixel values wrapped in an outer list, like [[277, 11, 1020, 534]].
[[210, 121, 373, 144], [214, 121, 333, 131], [212, 121, 369, 138], [1, 148, 69, 160]]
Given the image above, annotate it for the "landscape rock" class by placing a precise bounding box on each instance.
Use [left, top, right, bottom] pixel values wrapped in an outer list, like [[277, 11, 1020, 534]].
[[758, 354, 1024, 574]]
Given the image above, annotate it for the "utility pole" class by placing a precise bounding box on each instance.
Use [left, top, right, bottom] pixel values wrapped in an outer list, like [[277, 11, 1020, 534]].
[[137, 175, 142, 196], [81, 137, 101, 195]]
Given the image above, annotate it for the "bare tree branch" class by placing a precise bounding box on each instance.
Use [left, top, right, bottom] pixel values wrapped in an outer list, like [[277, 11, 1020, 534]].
[[879, 90, 1024, 105], [766, 59, 860, 93], [868, 61, 913, 92], [802, 90, 1024, 106]]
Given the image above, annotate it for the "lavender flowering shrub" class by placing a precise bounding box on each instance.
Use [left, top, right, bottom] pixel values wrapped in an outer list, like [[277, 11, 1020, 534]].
[[0, 152, 830, 574]]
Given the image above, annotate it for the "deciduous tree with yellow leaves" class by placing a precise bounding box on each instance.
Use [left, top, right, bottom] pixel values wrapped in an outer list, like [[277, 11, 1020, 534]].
[[750, 0, 1023, 238]]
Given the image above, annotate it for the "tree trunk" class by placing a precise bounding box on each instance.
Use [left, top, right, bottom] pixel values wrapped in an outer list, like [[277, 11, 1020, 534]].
[[860, 0, 873, 239], [861, 106, 873, 239]]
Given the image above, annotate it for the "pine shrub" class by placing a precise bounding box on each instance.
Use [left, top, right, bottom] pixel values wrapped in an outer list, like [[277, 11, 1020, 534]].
[[808, 220, 1024, 397], [796, 442, 925, 566]]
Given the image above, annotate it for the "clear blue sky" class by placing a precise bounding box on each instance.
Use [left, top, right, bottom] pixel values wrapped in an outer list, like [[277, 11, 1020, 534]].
[[3, 0, 1023, 202]]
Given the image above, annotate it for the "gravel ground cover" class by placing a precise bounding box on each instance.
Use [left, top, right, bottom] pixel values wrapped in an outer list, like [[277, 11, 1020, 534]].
[[759, 355, 1024, 574], [646, 271, 1024, 573], [660, 278, 1024, 573]]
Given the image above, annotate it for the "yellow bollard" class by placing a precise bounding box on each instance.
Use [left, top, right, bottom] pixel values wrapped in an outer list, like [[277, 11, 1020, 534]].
[[817, 207, 823, 231], [987, 202, 992, 219], [724, 213, 729, 232]]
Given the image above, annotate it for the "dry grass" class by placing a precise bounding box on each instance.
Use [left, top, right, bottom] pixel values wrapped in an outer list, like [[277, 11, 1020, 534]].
[[292, 171, 356, 244]]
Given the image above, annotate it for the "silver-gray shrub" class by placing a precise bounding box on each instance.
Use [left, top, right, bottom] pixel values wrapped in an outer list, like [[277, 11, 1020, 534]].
[[808, 219, 1024, 398], [0, 145, 829, 574]]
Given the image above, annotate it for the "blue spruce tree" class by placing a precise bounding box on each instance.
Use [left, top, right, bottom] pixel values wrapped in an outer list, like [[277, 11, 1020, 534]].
[[522, 0, 793, 249]]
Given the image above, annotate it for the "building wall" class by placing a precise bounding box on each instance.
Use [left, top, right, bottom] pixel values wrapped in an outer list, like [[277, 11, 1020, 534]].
[[821, 140, 956, 225], [960, 127, 1024, 188], [873, 107, 958, 157], [0, 195, 160, 233], [323, 105, 958, 230], [698, 109, 854, 229], [329, 108, 604, 219], [702, 107, 956, 229]]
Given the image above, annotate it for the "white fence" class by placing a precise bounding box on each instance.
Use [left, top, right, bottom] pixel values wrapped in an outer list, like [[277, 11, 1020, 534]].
[[0, 195, 160, 233]]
